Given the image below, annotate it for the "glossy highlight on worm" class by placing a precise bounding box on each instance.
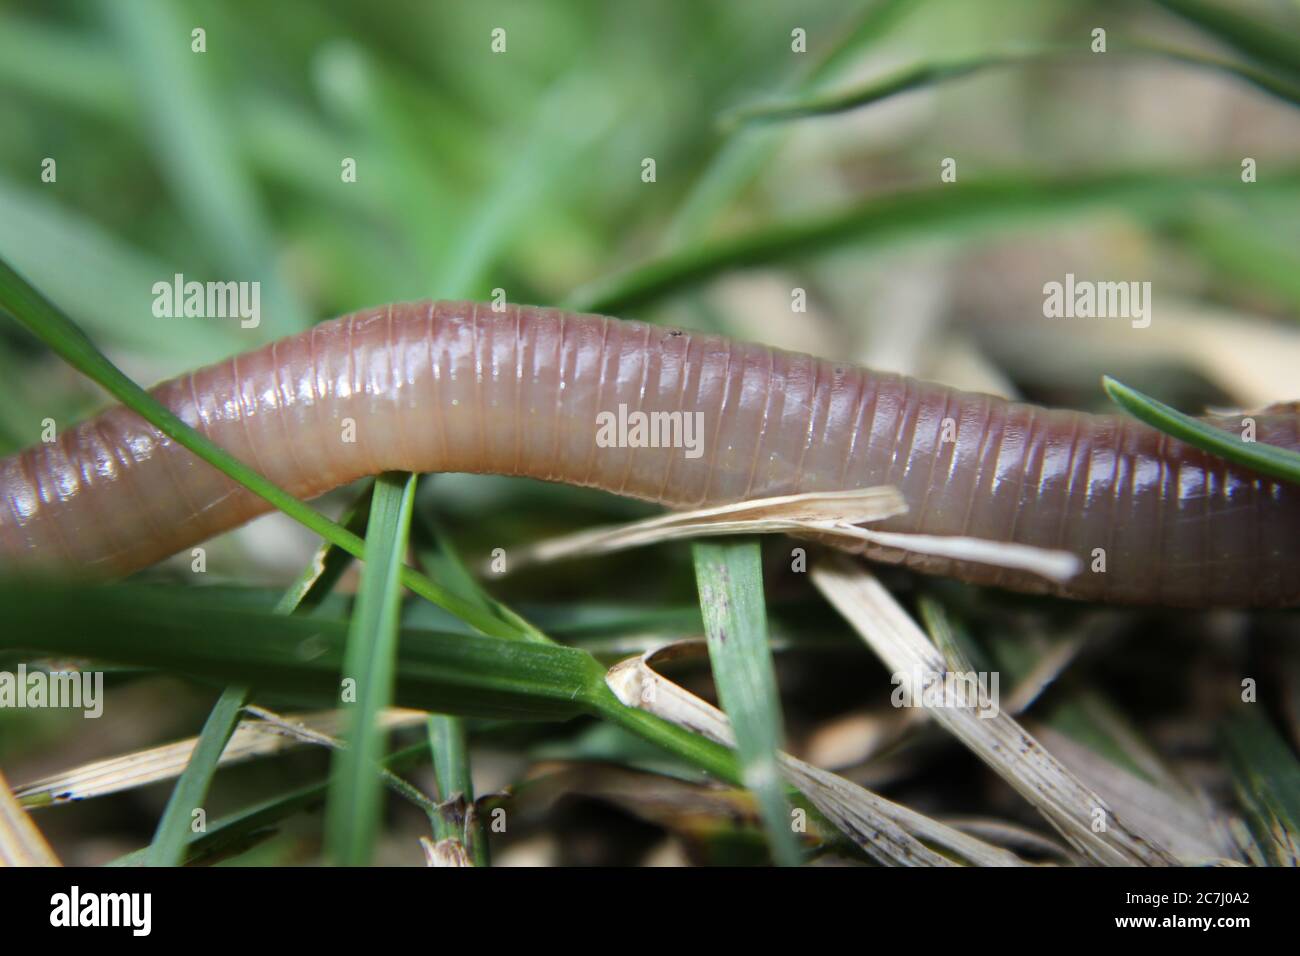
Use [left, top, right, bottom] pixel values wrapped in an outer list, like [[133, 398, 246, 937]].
[[1, 300, 1297, 607]]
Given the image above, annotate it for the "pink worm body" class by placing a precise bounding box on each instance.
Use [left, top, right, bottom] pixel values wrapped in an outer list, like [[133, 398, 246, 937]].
[[0, 300, 1296, 606]]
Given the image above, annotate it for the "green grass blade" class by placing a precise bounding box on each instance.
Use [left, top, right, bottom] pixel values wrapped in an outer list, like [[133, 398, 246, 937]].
[[0, 254, 523, 640], [0, 580, 606, 719], [665, 0, 914, 246], [1102, 376, 1300, 485], [412, 506, 548, 641], [326, 471, 418, 866], [1153, 0, 1300, 81], [692, 540, 801, 867], [144, 484, 375, 867], [410, 506, 492, 863], [1221, 711, 1300, 866], [0, 576, 751, 796], [426, 715, 486, 865], [112, 741, 433, 867], [569, 169, 1300, 315], [144, 685, 248, 867], [724, 45, 1300, 127]]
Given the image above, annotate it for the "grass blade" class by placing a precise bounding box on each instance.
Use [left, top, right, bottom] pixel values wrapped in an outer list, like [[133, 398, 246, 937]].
[[144, 685, 247, 867], [144, 485, 375, 866], [427, 715, 484, 866], [605, 645, 1027, 866], [0, 581, 605, 720], [326, 471, 418, 866], [692, 540, 801, 866], [1221, 711, 1300, 866], [1153, 0, 1300, 80], [16, 710, 425, 808], [664, 0, 914, 246], [109, 741, 433, 867], [412, 508, 501, 864], [723, 45, 1300, 127], [1103, 376, 1300, 484], [570, 169, 1300, 315], [0, 768, 60, 866], [811, 556, 1176, 865]]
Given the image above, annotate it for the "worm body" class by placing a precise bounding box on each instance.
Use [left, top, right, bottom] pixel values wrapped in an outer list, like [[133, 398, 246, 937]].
[[1, 300, 1296, 606]]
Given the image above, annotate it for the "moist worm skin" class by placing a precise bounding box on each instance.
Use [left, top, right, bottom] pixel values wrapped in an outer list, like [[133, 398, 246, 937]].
[[0, 300, 1296, 606]]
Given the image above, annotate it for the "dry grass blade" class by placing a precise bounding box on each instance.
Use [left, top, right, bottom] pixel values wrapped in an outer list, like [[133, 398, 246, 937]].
[[0, 767, 60, 866], [419, 835, 472, 867], [15, 709, 425, 807], [810, 555, 1176, 866], [1032, 725, 1237, 865], [837, 528, 1081, 583], [503, 487, 907, 570], [606, 644, 1029, 867], [505, 485, 1078, 584], [939, 817, 1074, 862]]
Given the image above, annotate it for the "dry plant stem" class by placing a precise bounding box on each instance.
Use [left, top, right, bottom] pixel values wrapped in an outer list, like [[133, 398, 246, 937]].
[[1, 301, 1297, 606]]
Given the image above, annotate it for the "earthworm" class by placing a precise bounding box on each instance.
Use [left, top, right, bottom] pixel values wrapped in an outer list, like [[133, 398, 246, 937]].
[[0, 300, 1296, 607]]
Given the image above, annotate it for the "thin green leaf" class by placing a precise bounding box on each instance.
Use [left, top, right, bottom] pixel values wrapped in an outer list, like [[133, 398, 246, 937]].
[[1221, 711, 1300, 866], [664, 0, 914, 246], [326, 471, 418, 866], [1153, 0, 1300, 81], [144, 484, 375, 867], [426, 715, 486, 865], [112, 742, 433, 867], [569, 169, 1300, 315], [0, 254, 527, 641], [412, 505, 547, 641], [144, 686, 246, 868], [0, 581, 607, 721], [723, 45, 1300, 127], [412, 507, 499, 864], [1103, 376, 1300, 485], [693, 540, 801, 867]]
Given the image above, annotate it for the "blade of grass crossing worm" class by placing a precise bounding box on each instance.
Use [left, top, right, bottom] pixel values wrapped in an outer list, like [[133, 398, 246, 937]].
[[144, 484, 375, 866], [1221, 711, 1300, 866], [274, 482, 376, 616], [1103, 376, 1300, 485], [326, 472, 419, 866], [692, 540, 802, 866], [0, 254, 524, 640]]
